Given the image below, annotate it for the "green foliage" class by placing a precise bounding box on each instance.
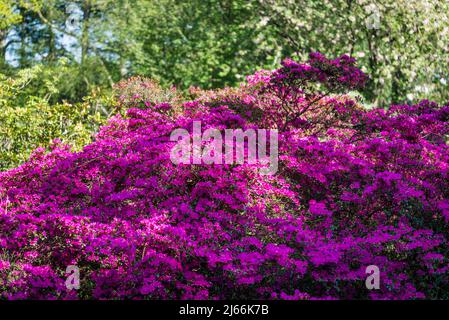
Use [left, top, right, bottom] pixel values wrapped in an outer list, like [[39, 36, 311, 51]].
[[3, 0, 281, 101], [0, 0, 22, 30], [3, 0, 448, 105], [259, 0, 449, 106], [0, 65, 110, 170], [135, 0, 280, 89]]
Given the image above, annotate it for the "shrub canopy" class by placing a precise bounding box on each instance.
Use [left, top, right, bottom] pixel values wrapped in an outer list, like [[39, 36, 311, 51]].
[[1, 53, 449, 299]]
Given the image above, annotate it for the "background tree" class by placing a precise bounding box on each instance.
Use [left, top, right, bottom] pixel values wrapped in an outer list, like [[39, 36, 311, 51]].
[[1, 0, 449, 105], [134, 0, 280, 89], [0, 0, 22, 68], [258, 0, 449, 106]]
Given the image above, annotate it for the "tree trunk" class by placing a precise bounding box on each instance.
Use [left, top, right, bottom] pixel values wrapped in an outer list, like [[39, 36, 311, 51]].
[[391, 67, 405, 105], [47, 25, 56, 62], [0, 30, 6, 68], [81, 0, 91, 66]]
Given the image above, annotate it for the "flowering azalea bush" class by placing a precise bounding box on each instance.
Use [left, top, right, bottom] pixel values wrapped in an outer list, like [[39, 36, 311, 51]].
[[1, 53, 449, 299], [113, 77, 184, 112]]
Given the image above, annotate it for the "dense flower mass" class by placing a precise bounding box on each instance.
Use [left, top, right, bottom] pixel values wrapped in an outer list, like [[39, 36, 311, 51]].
[[273, 52, 368, 92], [1, 53, 449, 299]]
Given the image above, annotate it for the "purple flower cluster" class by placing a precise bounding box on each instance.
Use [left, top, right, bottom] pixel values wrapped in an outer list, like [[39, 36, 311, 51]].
[[269, 52, 368, 93], [1, 53, 448, 299]]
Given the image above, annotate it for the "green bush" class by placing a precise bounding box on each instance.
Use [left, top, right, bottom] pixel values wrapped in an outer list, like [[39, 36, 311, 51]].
[[0, 66, 111, 170]]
